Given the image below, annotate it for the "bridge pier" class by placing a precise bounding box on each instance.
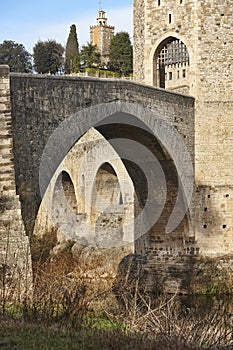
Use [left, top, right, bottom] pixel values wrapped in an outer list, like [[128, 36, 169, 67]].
[[0, 66, 32, 299]]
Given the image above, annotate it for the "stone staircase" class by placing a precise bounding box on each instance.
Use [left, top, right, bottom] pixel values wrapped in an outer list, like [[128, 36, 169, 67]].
[[0, 65, 32, 298]]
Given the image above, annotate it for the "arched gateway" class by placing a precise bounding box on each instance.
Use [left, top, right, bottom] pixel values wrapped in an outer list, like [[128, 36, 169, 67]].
[[153, 36, 190, 92]]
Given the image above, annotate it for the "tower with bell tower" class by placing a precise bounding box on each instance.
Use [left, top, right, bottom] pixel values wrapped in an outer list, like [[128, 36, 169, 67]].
[[90, 8, 115, 66]]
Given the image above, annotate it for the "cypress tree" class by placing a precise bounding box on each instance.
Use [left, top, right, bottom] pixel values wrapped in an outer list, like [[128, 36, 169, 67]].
[[65, 24, 80, 74]]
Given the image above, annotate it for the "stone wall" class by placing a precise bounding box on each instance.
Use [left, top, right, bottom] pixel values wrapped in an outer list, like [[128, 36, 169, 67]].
[[133, 0, 233, 256], [134, 0, 199, 93], [0, 66, 31, 298], [194, 1, 233, 256]]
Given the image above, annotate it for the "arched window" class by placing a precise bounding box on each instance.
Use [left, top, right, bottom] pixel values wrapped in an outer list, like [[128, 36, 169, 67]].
[[154, 37, 189, 89]]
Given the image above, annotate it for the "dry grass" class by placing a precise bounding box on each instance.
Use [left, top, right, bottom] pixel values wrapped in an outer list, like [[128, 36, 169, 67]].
[[1, 235, 233, 349]]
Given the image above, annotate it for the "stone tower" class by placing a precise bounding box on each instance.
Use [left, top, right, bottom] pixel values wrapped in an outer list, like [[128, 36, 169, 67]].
[[90, 9, 115, 66], [134, 0, 233, 256]]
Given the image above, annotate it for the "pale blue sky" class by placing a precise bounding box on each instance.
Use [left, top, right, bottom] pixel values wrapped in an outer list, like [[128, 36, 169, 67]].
[[0, 0, 133, 53]]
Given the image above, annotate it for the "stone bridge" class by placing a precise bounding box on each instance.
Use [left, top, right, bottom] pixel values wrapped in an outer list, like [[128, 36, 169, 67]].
[[10, 72, 195, 246], [1, 66, 232, 294]]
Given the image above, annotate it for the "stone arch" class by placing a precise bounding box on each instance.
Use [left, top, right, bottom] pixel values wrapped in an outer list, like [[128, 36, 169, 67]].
[[90, 162, 125, 248], [55, 171, 77, 211], [150, 32, 193, 66], [37, 101, 194, 262], [92, 113, 193, 255], [77, 128, 135, 247], [34, 127, 135, 248], [48, 167, 80, 219], [91, 162, 125, 209], [146, 32, 193, 89], [152, 36, 190, 92], [39, 101, 194, 249], [33, 127, 135, 280], [33, 166, 80, 244]]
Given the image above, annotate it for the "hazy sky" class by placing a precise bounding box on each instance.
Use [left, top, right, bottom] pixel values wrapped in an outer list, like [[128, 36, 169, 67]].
[[0, 0, 133, 53]]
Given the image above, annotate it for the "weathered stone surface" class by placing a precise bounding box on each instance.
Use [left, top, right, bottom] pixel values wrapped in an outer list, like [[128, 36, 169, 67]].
[[33, 128, 135, 251], [8, 73, 199, 292], [10, 74, 195, 255], [1, 0, 232, 294], [133, 0, 233, 257], [0, 66, 32, 298]]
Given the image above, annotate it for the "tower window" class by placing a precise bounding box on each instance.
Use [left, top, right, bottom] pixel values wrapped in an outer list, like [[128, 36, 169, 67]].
[[169, 14, 172, 23], [177, 70, 180, 79], [183, 69, 186, 78], [158, 0, 161, 6], [180, 0, 183, 3], [169, 72, 172, 80]]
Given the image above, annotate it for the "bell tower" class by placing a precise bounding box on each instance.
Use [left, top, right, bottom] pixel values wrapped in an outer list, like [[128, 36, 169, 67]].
[[90, 9, 115, 66], [134, 0, 233, 256]]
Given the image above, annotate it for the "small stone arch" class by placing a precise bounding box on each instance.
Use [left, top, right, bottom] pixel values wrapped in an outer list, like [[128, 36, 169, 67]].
[[153, 36, 190, 90], [91, 162, 123, 208], [34, 127, 135, 248], [90, 162, 125, 248], [89, 159, 134, 211], [150, 34, 192, 93], [52, 170, 78, 216], [79, 130, 135, 247], [33, 167, 80, 244]]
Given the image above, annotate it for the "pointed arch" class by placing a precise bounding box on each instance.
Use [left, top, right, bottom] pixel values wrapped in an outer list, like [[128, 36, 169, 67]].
[[147, 33, 193, 89], [153, 36, 190, 91]]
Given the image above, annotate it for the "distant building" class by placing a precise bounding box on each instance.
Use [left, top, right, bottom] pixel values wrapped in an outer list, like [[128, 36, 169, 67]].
[[90, 10, 115, 67]]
